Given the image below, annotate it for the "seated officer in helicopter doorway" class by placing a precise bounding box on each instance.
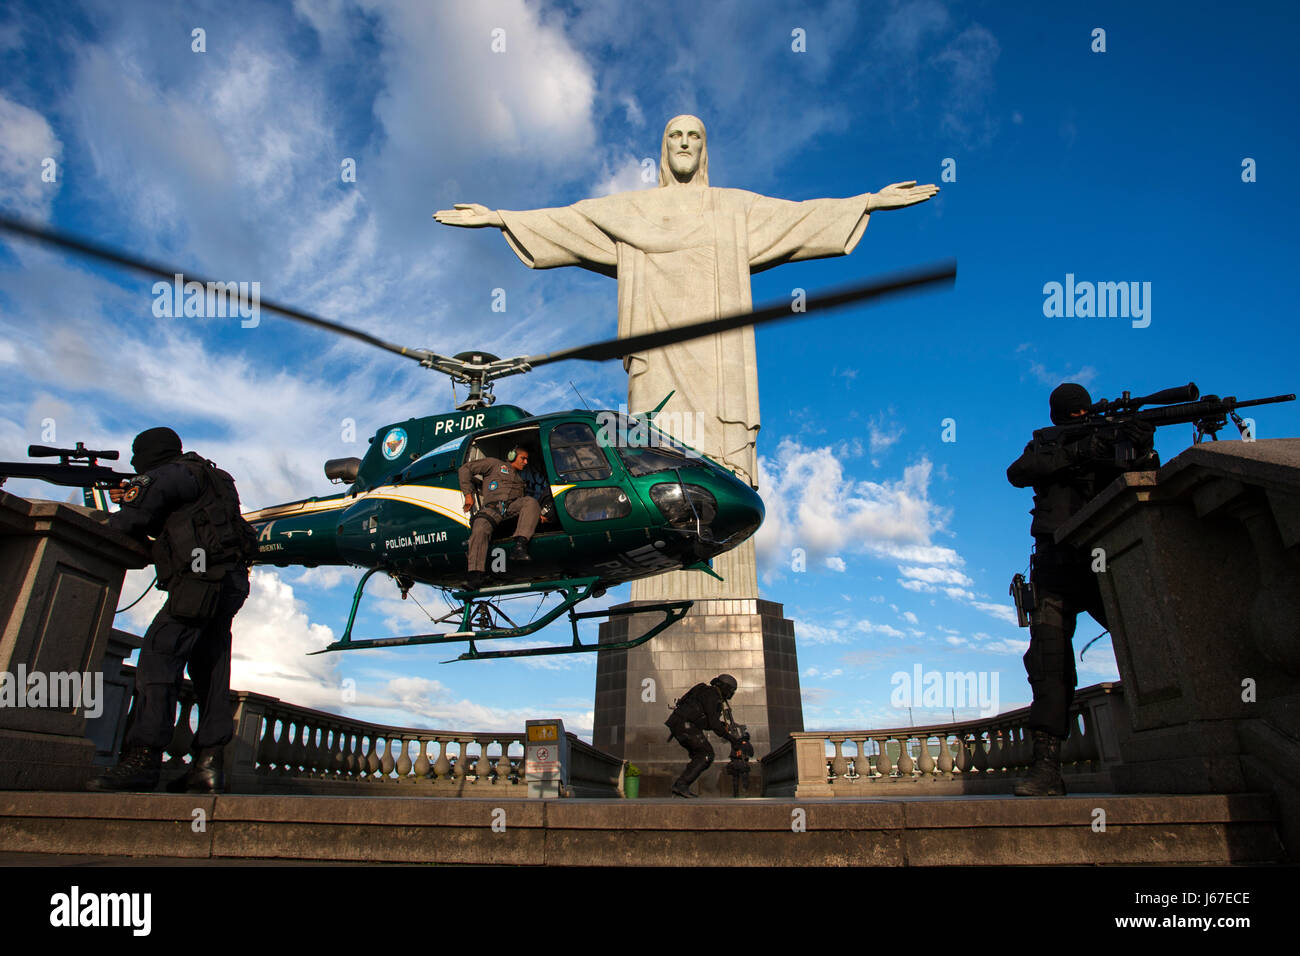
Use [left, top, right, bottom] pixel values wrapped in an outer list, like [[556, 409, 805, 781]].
[[459, 445, 541, 586]]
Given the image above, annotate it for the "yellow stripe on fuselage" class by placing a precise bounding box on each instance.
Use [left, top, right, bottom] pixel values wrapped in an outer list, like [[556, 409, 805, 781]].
[[244, 483, 576, 526]]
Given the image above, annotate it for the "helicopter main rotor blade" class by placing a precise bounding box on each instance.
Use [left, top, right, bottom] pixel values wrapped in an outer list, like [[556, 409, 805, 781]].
[[0, 214, 440, 366], [523, 259, 956, 368]]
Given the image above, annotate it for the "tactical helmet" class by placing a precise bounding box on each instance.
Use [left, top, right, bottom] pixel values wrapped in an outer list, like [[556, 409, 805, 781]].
[[1049, 383, 1092, 425], [711, 674, 738, 699], [131, 427, 182, 473]]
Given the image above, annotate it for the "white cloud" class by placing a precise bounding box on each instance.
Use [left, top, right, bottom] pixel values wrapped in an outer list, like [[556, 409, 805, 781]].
[[825, 556, 846, 572], [0, 93, 61, 220], [899, 565, 972, 586], [971, 601, 1018, 625], [793, 619, 851, 645], [855, 619, 906, 639], [592, 154, 655, 197], [755, 439, 955, 583]]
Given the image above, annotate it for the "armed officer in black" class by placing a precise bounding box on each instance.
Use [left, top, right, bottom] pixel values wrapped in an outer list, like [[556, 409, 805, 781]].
[[88, 427, 256, 793], [1007, 384, 1157, 795], [665, 674, 748, 798]]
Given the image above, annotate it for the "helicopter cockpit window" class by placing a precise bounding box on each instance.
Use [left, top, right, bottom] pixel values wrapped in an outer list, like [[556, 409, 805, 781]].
[[564, 487, 631, 522], [609, 417, 708, 477], [548, 423, 612, 482]]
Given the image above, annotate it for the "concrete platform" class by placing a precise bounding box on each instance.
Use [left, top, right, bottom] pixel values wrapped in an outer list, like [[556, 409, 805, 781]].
[[0, 791, 1285, 865]]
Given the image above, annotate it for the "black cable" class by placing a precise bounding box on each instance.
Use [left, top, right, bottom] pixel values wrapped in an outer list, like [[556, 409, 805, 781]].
[[115, 575, 158, 614]]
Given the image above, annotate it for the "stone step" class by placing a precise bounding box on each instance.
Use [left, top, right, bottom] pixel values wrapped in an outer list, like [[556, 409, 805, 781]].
[[0, 791, 1284, 865]]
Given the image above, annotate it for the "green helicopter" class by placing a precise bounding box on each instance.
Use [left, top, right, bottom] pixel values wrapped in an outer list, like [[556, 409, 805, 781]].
[[0, 214, 955, 661]]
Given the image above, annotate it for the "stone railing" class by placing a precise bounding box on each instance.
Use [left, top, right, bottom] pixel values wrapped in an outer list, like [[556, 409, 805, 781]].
[[762, 682, 1124, 798], [116, 665, 622, 797]]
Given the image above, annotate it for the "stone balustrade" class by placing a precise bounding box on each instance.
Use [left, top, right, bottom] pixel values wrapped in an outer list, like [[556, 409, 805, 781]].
[[116, 666, 622, 797], [762, 682, 1124, 798]]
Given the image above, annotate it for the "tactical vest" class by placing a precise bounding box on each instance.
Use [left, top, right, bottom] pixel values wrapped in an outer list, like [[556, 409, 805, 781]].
[[153, 453, 258, 587]]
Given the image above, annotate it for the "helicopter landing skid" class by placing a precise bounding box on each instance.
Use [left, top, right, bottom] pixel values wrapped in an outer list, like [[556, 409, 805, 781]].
[[311, 570, 692, 661]]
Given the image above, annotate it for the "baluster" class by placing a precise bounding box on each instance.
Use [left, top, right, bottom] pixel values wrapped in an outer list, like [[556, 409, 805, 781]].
[[855, 737, 873, 781], [987, 730, 1004, 774], [414, 738, 432, 781], [377, 737, 394, 780], [971, 731, 990, 773], [953, 734, 970, 774], [897, 736, 915, 777], [326, 728, 343, 779], [289, 723, 306, 775], [433, 738, 453, 782], [396, 736, 413, 781], [937, 734, 954, 776], [1077, 710, 1100, 770], [256, 715, 276, 773], [347, 733, 363, 779], [918, 735, 936, 776], [273, 719, 293, 775], [512, 737, 526, 785], [874, 737, 892, 778], [830, 738, 848, 783], [470, 738, 486, 780], [366, 735, 381, 780]]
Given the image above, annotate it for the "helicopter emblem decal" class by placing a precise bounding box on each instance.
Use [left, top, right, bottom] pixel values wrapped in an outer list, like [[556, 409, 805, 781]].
[[381, 427, 408, 460]]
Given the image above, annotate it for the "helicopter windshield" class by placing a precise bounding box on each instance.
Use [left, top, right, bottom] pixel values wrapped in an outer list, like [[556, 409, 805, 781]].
[[604, 415, 709, 477]]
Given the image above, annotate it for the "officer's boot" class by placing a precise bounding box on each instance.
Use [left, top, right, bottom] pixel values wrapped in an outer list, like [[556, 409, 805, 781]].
[[166, 746, 225, 794], [87, 746, 163, 792], [509, 536, 531, 561], [1014, 731, 1066, 796]]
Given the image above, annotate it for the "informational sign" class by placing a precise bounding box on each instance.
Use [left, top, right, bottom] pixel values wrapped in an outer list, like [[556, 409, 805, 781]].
[[524, 719, 569, 798]]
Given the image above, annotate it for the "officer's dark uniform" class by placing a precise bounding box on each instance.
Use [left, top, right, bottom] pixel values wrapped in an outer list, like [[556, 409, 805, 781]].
[[1007, 385, 1156, 793], [665, 674, 744, 797], [89, 427, 255, 793], [458, 455, 540, 574]]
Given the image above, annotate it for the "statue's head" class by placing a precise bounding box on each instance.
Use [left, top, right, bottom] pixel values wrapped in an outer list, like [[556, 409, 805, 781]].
[[659, 114, 708, 187]]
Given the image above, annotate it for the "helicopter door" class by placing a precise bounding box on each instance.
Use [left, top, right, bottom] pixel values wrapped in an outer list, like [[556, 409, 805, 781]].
[[463, 427, 554, 536], [544, 421, 643, 526]]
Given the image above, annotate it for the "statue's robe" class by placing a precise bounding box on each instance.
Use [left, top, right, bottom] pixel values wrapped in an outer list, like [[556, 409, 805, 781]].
[[499, 185, 870, 599]]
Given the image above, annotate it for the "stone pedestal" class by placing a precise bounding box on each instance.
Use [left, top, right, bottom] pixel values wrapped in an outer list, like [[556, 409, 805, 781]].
[[0, 492, 148, 789], [594, 597, 802, 797], [1058, 438, 1300, 856]]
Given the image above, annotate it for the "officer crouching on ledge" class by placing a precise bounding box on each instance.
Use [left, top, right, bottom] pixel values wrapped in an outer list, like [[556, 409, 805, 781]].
[[88, 427, 257, 794]]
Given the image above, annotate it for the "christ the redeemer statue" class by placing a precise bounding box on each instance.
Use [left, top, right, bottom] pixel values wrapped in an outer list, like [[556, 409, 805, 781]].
[[435, 115, 937, 601]]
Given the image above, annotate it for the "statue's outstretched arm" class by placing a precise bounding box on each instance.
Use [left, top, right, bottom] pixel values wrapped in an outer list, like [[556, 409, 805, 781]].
[[433, 203, 505, 228], [866, 181, 940, 212]]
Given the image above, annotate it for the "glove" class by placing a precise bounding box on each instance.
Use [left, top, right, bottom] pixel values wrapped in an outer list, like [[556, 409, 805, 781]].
[[1120, 420, 1156, 445]]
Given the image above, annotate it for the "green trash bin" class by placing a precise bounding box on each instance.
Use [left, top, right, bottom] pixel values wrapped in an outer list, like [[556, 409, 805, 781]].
[[624, 765, 640, 798]]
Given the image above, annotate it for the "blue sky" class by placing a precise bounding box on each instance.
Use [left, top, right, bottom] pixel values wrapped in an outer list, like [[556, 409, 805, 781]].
[[2, 0, 1297, 740]]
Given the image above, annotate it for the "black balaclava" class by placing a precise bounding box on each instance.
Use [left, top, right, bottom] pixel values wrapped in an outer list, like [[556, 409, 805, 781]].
[[1049, 384, 1092, 425], [131, 427, 183, 473], [711, 674, 738, 700]]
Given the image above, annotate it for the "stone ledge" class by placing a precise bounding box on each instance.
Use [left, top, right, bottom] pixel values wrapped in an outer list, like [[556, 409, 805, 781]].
[[0, 792, 1283, 865]]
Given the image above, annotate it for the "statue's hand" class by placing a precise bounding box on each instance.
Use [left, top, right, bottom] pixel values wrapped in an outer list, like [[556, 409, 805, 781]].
[[433, 203, 504, 228], [868, 182, 940, 211]]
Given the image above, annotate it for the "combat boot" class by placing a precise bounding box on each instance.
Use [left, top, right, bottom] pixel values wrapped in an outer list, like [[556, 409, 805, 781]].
[[1014, 731, 1066, 796], [86, 746, 163, 792], [166, 746, 225, 794], [671, 781, 697, 798], [509, 536, 531, 561]]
